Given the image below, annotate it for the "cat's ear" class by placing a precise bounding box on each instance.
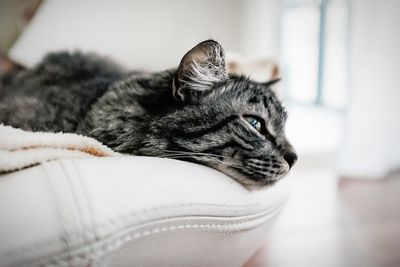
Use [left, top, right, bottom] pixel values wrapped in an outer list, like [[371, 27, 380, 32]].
[[262, 78, 283, 99], [262, 78, 281, 88], [173, 40, 227, 102]]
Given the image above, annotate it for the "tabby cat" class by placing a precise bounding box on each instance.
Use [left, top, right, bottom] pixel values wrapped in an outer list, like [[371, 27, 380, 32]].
[[0, 40, 297, 186]]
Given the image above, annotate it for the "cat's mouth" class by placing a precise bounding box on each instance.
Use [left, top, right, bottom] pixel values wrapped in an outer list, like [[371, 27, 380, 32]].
[[215, 162, 290, 187], [159, 151, 291, 187], [190, 155, 290, 187]]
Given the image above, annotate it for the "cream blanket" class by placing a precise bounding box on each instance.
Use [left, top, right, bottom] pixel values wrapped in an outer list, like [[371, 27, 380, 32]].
[[0, 124, 118, 173]]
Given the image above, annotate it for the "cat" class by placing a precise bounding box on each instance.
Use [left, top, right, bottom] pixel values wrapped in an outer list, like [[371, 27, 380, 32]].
[[0, 40, 297, 186]]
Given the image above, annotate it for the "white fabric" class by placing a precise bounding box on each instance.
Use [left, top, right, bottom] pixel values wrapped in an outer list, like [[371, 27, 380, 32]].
[[0, 157, 291, 266], [338, 0, 400, 178], [0, 124, 118, 173]]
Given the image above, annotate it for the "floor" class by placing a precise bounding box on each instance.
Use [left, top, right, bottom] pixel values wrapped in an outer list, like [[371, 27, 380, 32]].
[[243, 156, 400, 267]]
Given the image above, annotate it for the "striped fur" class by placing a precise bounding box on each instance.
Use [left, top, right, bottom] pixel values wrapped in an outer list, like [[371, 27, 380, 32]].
[[0, 40, 296, 186]]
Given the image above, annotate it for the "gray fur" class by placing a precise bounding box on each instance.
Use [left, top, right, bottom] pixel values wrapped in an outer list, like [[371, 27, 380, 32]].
[[0, 40, 297, 186]]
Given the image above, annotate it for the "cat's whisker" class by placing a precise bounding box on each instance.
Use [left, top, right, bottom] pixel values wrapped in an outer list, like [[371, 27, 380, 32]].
[[160, 150, 243, 168], [159, 152, 236, 163], [160, 153, 231, 160], [162, 154, 240, 165], [161, 149, 233, 160], [161, 154, 242, 168]]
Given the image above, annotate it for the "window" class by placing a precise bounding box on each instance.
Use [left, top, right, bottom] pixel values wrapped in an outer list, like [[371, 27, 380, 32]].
[[281, 0, 349, 109]]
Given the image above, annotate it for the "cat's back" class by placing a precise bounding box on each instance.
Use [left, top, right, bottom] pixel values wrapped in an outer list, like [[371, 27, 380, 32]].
[[0, 52, 126, 132]]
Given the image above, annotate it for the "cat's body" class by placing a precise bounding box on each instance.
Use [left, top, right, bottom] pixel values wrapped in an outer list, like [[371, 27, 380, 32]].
[[0, 40, 297, 186], [0, 52, 127, 133]]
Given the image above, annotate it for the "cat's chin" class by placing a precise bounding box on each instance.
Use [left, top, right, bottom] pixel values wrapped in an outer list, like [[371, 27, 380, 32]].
[[241, 174, 288, 188], [213, 162, 289, 188]]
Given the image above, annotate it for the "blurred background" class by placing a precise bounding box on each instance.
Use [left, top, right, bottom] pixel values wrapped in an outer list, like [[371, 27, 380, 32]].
[[1, 0, 399, 266]]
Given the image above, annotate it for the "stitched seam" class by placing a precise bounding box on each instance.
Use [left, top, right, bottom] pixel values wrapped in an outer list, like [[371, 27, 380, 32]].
[[59, 161, 89, 267], [1, 202, 285, 266], [57, 207, 283, 265], [70, 161, 98, 266], [0, 203, 279, 261], [0, 200, 284, 261], [43, 162, 71, 258]]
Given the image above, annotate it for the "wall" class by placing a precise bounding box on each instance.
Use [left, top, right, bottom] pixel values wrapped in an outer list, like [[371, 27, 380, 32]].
[[9, 0, 281, 71], [338, 0, 400, 178]]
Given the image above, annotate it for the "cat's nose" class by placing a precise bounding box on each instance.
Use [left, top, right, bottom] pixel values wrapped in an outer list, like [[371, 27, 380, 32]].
[[283, 152, 298, 168]]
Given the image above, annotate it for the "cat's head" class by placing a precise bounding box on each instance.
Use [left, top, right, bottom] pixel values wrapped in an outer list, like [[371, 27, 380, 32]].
[[151, 40, 297, 186]]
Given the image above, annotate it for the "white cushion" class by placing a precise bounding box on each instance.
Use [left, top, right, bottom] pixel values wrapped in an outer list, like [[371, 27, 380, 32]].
[[0, 156, 291, 266]]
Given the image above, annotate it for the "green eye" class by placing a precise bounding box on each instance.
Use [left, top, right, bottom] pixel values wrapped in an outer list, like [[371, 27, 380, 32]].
[[245, 116, 262, 132]]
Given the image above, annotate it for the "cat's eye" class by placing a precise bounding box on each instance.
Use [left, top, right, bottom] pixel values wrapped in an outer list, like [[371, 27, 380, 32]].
[[245, 116, 262, 132]]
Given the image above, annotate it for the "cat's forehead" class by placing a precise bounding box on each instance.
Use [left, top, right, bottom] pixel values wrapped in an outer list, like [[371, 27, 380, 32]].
[[225, 76, 275, 98], [223, 77, 284, 111], [208, 76, 287, 132]]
